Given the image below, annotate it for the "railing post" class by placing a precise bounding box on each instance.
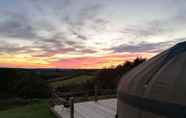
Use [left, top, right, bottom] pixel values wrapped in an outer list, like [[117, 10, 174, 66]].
[[115, 93, 119, 118], [86, 90, 89, 98], [70, 97, 74, 118], [94, 84, 98, 101]]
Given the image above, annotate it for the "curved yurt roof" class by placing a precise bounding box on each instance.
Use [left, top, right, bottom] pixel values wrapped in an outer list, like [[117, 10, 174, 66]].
[[117, 42, 186, 118]]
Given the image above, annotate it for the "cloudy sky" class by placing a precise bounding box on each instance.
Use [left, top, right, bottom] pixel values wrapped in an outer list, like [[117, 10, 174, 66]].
[[0, 0, 186, 68]]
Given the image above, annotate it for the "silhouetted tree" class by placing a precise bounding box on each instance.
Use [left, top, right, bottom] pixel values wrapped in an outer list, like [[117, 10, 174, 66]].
[[95, 57, 146, 90], [0, 68, 50, 99]]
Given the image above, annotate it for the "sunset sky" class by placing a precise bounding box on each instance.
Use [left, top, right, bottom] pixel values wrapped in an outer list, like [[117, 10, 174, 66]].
[[0, 0, 186, 69]]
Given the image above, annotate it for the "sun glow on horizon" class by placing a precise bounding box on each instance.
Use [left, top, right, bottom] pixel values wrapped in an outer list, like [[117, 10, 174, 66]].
[[0, 52, 156, 69]]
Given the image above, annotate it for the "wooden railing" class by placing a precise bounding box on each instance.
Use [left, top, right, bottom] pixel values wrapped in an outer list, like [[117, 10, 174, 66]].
[[53, 89, 116, 103], [48, 89, 117, 118]]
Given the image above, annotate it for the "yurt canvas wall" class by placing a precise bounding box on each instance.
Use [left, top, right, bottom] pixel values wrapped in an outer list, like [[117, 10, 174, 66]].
[[117, 42, 186, 118]]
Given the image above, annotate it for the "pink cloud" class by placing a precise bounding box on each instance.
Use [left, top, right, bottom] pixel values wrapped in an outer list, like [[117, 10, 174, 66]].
[[50, 52, 156, 69]]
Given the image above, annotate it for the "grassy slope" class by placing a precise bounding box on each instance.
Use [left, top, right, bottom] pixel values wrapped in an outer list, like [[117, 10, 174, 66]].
[[50, 75, 95, 87], [0, 100, 55, 118]]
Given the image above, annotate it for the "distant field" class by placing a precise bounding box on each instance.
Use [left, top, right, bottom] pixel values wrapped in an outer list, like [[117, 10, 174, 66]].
[[0, 100, 55, 118], [50, 75, 95, 87]]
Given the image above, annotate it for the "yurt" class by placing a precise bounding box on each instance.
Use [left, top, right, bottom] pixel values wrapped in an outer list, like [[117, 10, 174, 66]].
[[117, 42, 186, 118]]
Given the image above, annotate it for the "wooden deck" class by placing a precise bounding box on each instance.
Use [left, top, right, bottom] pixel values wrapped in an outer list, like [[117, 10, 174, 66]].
[[53, 98, 117, 118]]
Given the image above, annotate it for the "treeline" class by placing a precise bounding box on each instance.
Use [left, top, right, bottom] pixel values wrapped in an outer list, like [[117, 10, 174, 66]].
[[0, 69, 50, 99]]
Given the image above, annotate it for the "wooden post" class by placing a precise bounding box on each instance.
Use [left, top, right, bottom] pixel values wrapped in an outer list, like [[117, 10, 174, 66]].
[[86, 90, 89, 98], [115, 93, 118, 118], [94, 84, 98, 101], [70, 97, 74, 118]]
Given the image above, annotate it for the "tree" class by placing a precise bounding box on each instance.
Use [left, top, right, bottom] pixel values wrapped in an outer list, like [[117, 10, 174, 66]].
[[95, 57, 146, 90], [0, 68, 50, 99]]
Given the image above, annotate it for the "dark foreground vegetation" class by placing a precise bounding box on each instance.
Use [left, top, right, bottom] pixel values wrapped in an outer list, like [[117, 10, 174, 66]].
[[0, 100, 55, 118], [0, 68, 50, 99]]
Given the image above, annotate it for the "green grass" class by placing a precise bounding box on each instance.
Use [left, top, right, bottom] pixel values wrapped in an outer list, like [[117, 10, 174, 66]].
[[50, 75, 95, 87], [0, 100, 55, 118]]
